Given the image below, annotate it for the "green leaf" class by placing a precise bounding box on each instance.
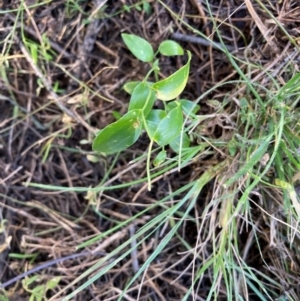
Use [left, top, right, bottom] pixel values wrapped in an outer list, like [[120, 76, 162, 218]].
[[227, 139, 237, 156], [179, 99, 200, 115], [153, 103, 183, 146], [47, 277, 60, 290], [166, 101, 177, 112], [158, 40, 184, 56], [145, 110, 166, 139], [123, 81, 140, 95], [152, 51, 191, 101], [123, 5, 130, 12], [31, 285, 44, 300], [153, 59, 160, 72], [23, 275, 39, 287], [278, 72, 300, 97], [121, 33, 154, 62], [124, 81, 154, 95], [134, 4, 142, 11], [169, 132, 190, 153], [153, 150, 167, 166], [128, 82, 156, 116], [92, 110, 142, 154], [0, 293, 10, 301], [142, 0, 152, 14], [112, 110, 122, 120], [167, 99, 200, 115]]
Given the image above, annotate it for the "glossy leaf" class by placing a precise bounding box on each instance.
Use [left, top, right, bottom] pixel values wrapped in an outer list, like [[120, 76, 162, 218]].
[[145, 110, 166, 139], [121, 33, 154, 62], [92, 110, 142, 154], [158, 40, 184, 56], [112, 110, 122, 120], [124, 81, 154, 95], [153, 103, 183, 146], [123, 81, 141, 95], [153, 150, 167, 166], [166, 101, 176, 112], [128, 82, 156, 116], [152, 51, 191, 101], [142, 1, 152, 14], [169, 132, 191, 153]]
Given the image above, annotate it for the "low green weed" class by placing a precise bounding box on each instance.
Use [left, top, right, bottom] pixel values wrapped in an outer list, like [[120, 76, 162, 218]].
[[123, 1, 151, 14], [22, 275, 60, 301], [92, 33, 199, 189]]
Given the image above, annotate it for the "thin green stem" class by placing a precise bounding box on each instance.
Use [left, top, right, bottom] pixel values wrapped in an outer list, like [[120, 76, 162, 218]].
[[147, 139, 154, 190]]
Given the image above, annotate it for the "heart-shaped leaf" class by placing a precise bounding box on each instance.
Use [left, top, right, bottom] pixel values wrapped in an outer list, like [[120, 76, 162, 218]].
[[122, 33, 154, 62], [129, 82, 156, 117], [153, 103, 183, 146], [169, 132, 191, 153], [92, 110, 142, 154], [152, 51, 191, 101], [158, 40, 184, 56], [145, 110, 166, 139]]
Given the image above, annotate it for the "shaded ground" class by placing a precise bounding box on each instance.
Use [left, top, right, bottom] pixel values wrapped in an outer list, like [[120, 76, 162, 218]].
[[1, 0, 300, 300]]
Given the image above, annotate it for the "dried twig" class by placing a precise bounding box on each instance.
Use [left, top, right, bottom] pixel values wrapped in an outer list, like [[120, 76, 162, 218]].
[[171, 32, 235, 52], [244, 0, 279, 53], [0, 251, 105, 289], [68, 0, 107, 91]]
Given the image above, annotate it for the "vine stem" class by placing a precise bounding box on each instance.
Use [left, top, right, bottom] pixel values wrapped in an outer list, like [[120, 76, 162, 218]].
[[147, 139, 154, 191]]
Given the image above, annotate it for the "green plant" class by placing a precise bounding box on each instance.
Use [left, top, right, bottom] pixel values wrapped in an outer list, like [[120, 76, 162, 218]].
[[92, 33, 198, 188], [123, 0, 152, 14], [0, 292, 9, 301], [22, 275, 60, 301]]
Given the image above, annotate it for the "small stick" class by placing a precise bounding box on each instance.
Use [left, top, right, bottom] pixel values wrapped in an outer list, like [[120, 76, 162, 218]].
[[129, 224, 139, 273], [0, 251, 104, 289], [171, 32, 235, 52], [68, 0, 107, 91]]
